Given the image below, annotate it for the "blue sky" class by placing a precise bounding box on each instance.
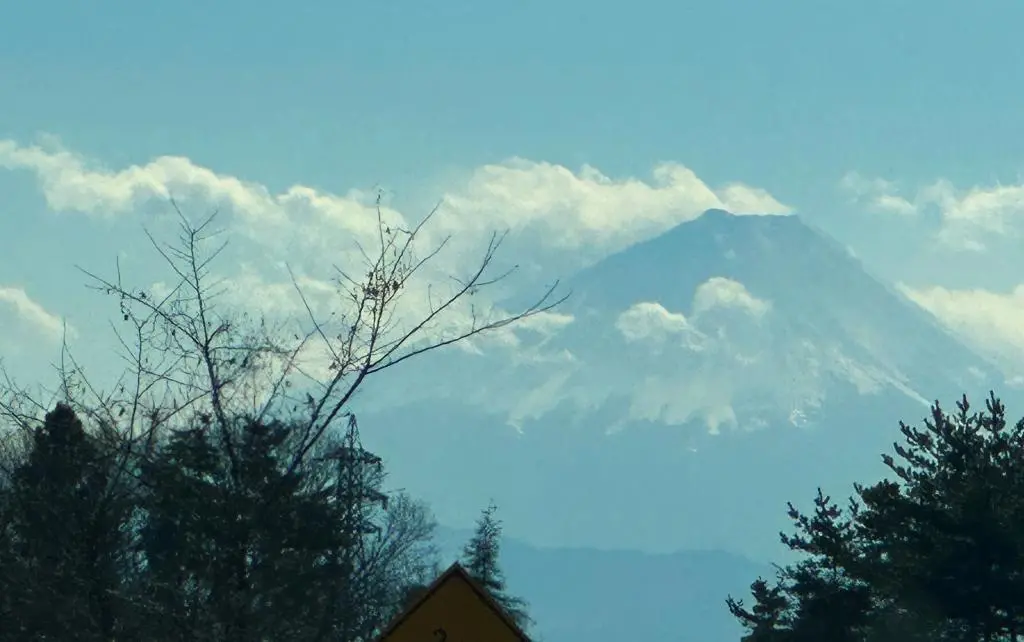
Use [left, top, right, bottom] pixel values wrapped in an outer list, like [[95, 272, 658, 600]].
[[2, 0, 1024, 415]]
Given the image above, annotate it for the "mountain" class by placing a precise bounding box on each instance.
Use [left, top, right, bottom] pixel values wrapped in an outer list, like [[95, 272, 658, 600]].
[[431, 525, 769, 642], [547, 208, 993, 431], [358, 209, 1002, 559]]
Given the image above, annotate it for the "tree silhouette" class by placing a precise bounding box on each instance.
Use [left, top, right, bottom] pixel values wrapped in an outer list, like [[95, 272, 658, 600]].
[[461, 502, 531, 630], [1, 403, 133, 640], [729, 393, 1024, 641], [0, 198, 564, 641]]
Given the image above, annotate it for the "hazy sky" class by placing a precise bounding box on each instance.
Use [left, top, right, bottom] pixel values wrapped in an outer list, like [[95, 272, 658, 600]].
[[2, 0, 1024, 394]]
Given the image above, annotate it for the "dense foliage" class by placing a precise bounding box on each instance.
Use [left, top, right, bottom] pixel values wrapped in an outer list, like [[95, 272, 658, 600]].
[[0, 404, 443, 641], [728, 393, 1024, 641]]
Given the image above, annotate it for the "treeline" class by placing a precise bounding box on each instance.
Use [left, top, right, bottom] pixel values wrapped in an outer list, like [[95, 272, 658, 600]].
[[0, 403, 438, 640], [0, 208, 550, 641], [0, 400, 529, 641], [729, 393, 1024, 641]]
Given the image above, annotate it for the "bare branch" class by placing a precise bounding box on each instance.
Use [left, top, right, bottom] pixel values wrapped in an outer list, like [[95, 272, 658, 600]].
[[2, 196, 567, 504]]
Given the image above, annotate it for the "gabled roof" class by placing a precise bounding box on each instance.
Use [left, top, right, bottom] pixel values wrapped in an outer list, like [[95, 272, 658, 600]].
[[375, 562, 531, 642]]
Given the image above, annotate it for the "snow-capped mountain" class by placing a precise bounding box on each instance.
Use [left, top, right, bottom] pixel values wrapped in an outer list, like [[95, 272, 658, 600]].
[[530, 208, 995, 433], [358, 209, 1004, 559]]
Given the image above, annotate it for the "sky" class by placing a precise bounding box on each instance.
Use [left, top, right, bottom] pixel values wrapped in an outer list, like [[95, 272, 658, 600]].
[[2, 0, 1024, 419]]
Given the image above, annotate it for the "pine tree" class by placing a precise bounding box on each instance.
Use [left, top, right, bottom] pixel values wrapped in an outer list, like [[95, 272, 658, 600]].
[[852, 393, 1024, 640], [134, 412, 437, 641], [137, 415, 354, 641], [460, 502, 531, 629], [3, 403, 131, 641], [730, 393, 1024, 641], [726, 577, 791, 642], [727, 490, 875, 642]]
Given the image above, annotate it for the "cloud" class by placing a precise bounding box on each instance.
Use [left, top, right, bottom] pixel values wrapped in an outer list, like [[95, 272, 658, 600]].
[[436, 159, 791, 272], [0, 137, 400, 268], [1, 137, 790, 271], [616, 302, 700, 345], [0, 286, 74, 341], [0, 137, 265, 221], [840, 171, 1024, 251], [839, 172, 917, 217], [506, 310, 576, 337], [1, 136, 789, 371], [899, 283, 1024, 375], [692, 277, 771, 318], [716, 183, 792, 216], [615, 277, 770, 351]]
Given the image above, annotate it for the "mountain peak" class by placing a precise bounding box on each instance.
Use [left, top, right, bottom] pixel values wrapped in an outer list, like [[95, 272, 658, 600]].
[[569, 209, 819, 311], [564, 206, 994, 423], [647, 209, 808, 249], [689, 206, 801, 227], [699, 207, 734, 218]]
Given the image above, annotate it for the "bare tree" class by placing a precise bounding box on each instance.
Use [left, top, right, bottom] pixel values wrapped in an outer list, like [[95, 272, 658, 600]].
[[0, 195, 565, 640], [352, 492, 440, 639], [36, 198, 565, 476]]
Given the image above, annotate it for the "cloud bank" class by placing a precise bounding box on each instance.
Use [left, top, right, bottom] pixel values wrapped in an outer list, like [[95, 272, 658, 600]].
[[899, 284, 1024, 377], [841, 170, 1024, 377], [0, 136, 790, 360], [1, 137, 790, 273], [840, 171, 1024, 251]]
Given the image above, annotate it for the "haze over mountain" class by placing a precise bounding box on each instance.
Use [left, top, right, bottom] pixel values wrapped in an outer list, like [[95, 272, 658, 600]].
[[359, 208, 1004, 559], [432, 525, 768, 642]]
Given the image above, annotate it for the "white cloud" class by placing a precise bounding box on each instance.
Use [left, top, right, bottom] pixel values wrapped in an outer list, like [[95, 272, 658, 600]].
[[616, 302, 698, 344], [0, 137, 270, 222], [1, 136, 790, 372], [507, 311, 576, 337], [615, 278, 770, 351], [716, 183, 792, 216], [0, 137, 402, 269], [839, 172, 917, 217], [692, 277, 771, 318], [899, 283, 1024, 375], [0, 286, 74, 341], [436, 159, 791, 272], [840, 171, 1024, 251], [216, 265, 338, 320], [1, 137, 790, 272]]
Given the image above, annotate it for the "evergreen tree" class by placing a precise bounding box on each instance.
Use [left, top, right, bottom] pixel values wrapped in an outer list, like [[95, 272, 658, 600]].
[[133, 412, 436, 641], [2, 403, 133, 641], [135, 415, 356, 640], [730, 393, 1024, 641], [460, 502, 531, 629], [727, 490, 875, 642], [726, 577, 791, 642], [853, 394, 1024, 640]]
